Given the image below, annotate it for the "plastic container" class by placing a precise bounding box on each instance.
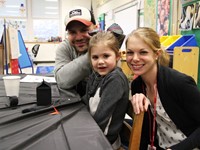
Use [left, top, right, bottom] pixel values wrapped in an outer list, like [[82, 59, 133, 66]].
[[3, 76, 21, 97], [162, 35, 181, 48], [181, 35, 197, 46], [167, 35, 197, 53], [160, 36, 169, 43]]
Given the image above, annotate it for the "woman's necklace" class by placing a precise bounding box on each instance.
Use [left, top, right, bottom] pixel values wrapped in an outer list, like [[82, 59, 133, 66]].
[[146, 84, 157, 150]]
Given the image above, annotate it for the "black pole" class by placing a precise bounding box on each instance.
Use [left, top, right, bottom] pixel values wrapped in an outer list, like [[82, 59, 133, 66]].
[[3, 19, 8, 74]]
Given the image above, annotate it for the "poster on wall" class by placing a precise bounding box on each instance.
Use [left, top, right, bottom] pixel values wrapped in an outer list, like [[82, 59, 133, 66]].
[[156, 0, 170, 36], [179, 3, 195, 30], [193, 1, 200, 29], [144, 0, 156, 29]]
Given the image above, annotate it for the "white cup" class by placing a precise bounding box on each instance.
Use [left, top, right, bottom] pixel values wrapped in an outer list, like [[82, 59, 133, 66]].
[[3, 76, 21, 97]]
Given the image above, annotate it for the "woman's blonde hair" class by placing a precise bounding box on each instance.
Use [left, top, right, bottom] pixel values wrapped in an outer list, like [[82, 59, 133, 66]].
[[88, 31, 120, 58], [125, 27, 170, 66]]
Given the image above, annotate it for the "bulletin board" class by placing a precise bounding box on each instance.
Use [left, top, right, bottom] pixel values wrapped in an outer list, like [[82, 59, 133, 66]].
[[114, 3, 138, 50]]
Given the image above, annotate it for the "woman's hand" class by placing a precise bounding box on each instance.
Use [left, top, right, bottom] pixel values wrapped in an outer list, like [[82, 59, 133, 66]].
[[131, 93, 150, 114]]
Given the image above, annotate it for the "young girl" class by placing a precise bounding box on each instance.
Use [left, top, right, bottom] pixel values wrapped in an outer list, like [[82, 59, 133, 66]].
[[82, 31, 129, 149], [126, 27, 200, 149]]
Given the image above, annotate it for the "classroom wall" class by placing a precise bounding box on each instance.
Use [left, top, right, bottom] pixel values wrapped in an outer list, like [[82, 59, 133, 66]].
[[25, 42, 59, 63], [60, 0, 96, 39], [53, 0, 182, 40], [59, 0, 137, 39], [96, 0, 134, 15], [96, 0, 138, 29]]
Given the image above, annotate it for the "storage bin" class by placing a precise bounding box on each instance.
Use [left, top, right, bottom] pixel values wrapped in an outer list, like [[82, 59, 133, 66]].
[[160, 36, 169, 43], [162, 35, 181, 48], [181, 34, 197, 46], [167, 35, 197, 53], [173, 46, 199, 83]]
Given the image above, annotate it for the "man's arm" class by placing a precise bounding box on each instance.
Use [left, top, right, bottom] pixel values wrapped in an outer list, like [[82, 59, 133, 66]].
[[54, 40, 91, 89]]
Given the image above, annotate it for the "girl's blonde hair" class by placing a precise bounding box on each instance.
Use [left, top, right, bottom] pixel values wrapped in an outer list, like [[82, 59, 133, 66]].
[[125, 27, 170, 66], [88, 31, 120, 58]]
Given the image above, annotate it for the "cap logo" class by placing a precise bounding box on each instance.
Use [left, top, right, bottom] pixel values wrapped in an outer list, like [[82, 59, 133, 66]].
[[69, 9, 82, 18]]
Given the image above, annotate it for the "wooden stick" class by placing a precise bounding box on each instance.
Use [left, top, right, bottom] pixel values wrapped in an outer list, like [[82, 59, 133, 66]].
[[129, 112, 144, 150]]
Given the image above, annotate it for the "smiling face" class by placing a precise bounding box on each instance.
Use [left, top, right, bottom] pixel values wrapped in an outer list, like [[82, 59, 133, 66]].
[[126, 36, 158, 77], [67, 21, 94, 53], [89, 31, 120, 76], [90, 44, 119, 76]]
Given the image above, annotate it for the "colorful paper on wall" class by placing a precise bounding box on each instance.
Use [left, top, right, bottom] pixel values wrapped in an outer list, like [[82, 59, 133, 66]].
[[156, 0, 171, 36], [193, 1, 200, 29], [179, 3, 195, 30], [144, 0, 156, 29]]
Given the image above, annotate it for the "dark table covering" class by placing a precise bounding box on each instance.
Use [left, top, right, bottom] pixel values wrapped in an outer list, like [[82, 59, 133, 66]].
[[0, 75, 113, 150]]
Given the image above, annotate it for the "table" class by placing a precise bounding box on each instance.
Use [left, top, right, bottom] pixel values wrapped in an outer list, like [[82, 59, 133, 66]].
[[0, 75, 113, 150]]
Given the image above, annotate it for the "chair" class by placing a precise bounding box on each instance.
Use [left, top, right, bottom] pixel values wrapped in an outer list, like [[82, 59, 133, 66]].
[[128, 112, 144, 150], [32, 44, 40, 57], [31, 44, 40, 65], [120, 105, 144, 150]]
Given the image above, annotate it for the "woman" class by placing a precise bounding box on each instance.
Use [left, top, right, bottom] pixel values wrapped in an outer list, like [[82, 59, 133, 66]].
[[126, 27, 200, 150]]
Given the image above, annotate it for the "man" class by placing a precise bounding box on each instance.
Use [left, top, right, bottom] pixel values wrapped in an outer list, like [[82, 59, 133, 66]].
[[54, 6, 96, 101]]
